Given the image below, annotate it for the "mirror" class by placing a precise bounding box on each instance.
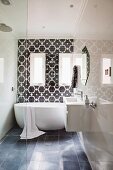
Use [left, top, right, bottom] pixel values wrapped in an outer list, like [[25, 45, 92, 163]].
[[82, 46, 90, 85], [59, 48, 90, 86]]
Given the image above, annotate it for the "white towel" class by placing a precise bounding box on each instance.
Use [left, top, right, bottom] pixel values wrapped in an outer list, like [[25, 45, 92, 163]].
[[20, 106, 45, 139]]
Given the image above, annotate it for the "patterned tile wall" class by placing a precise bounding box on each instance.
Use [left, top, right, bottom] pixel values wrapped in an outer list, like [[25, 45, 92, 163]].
[[74, 39, 113, 101], [17, 39, 113, 103], [17, 39, 73, 102]]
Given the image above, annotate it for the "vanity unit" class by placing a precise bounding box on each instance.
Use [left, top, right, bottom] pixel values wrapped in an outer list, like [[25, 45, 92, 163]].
[[63, 97, 91, 132]]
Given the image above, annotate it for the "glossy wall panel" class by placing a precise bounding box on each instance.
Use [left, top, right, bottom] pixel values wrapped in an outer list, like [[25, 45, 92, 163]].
[[0, 1, 28, 170]]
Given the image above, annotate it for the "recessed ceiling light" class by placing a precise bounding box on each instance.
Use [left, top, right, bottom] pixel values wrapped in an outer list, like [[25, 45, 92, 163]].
[[70, 4, 74, 8], [42, 26, 45, 29], [1, 0, 11, 5]]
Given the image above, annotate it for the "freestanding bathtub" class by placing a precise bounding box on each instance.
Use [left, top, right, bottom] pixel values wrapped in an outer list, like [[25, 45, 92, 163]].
[[14, 102, 66, 130]]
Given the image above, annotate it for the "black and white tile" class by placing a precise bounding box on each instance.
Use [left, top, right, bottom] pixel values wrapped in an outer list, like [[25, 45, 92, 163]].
[[17, 39, 73, 103]]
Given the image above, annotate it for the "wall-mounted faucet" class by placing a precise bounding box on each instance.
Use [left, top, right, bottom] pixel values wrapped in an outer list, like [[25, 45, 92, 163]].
[[89, 102, 97, 109], [77, 90, 83, 100], [73, 89, 83, 100], [84, 95, 97, 109]]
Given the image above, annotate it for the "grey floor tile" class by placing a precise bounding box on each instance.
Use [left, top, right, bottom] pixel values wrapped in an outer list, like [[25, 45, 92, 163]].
[[18, 164, 28, 170], [0, 128, 91, 170], [18, 159, 29, 170], [0, 159, 21, 170], [36, 135, 59, 152], [76, 150, 89, 162], [59, 135, 74, 151], [45, 135, 59, 143], [59, 135, 72, 143], [36, 144, 59, 152], [61, 145, 78, 162], [0, 149, 9, 165], [79, 162, 92, 170], [31, 151, 60, 162], [73, 134, 84, 150], [38, 161, 60, 170], [62, 161, 80, 170], [58, 129, 72, 136], [27, 161, 40, 170], [0, 165, 4, 170], [8, 127, 22, 136], [14, 139, 27, 150], [1, 135, 20, 145], [6, 149, 26, 162], [24, 142, 37, 162], [59, 141, 75, 151], [45, 130, 59, 136]]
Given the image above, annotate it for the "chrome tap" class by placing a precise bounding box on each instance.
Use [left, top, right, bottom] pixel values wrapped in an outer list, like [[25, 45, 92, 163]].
[[74, 90, 83, 100], [89, 102, 97, 109]]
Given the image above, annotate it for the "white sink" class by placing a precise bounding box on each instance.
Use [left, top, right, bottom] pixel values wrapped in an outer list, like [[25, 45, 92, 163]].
[[64, 97, 77, 102], [63, 97, 84, 105]]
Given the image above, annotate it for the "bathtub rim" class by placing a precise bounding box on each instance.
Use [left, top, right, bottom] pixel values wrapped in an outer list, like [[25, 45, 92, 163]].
[[14, 102, 66, 108]]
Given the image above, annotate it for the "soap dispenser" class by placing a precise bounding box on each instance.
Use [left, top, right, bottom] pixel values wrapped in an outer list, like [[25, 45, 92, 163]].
[[85, 95, 89, 107]]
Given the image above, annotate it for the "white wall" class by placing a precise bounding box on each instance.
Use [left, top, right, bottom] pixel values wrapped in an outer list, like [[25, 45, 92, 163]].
[[0, 37, 17, 140]]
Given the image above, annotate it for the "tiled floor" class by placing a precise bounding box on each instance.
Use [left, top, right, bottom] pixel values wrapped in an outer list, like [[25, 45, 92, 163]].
[[0, 127, 92, 170]]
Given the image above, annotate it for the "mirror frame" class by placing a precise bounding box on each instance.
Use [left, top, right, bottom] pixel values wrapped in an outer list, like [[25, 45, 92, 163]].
[[82, 46, 90, 85]]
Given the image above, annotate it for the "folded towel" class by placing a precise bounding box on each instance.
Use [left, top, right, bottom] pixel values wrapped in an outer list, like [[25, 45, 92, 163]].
[[20, 106, 45, 139]]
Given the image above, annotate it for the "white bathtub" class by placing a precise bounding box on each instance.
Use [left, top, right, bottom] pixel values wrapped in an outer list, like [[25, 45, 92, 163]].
[[14, 102, 66, 130]]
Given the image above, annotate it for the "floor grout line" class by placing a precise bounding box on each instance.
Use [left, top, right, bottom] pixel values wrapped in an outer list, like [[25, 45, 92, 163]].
[[0, 128, 92, 170]]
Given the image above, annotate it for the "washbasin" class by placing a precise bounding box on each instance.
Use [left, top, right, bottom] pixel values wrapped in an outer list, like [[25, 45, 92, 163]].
[[64, 97, 77, 102], [63, 97, 84, 105]]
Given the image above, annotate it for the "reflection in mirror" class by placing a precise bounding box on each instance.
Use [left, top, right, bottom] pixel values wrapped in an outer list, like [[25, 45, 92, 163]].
[[59, 53, 72, 86], [59, 52, 90, 86], [75, 53, 87, 85], [101, 54, 113, 85], [82, 46, 90, 85]]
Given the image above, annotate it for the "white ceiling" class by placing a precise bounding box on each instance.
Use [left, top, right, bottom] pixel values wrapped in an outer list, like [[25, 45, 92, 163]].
[[0, 0, 27, 38], [27, 0, 86, 38], [0, 0, 113, 39]]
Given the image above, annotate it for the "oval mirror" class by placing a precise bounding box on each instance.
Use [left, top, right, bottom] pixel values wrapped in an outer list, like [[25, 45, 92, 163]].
[[81, 46, 90, 85]]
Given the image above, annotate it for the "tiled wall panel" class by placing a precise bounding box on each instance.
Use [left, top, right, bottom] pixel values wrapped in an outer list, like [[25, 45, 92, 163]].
[[17, 39, 113, 103], [17, 39, 73, 102]]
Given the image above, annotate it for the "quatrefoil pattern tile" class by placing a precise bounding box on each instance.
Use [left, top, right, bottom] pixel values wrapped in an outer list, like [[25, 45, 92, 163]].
[[17, 39, 73, 102], [17, 39, 113, 103]]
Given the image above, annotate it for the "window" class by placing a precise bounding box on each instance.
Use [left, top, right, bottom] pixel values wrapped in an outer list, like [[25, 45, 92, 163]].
[[59, 54, 72, 85], [101, 54, 113, 85], [30, 53, 45, 85]]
